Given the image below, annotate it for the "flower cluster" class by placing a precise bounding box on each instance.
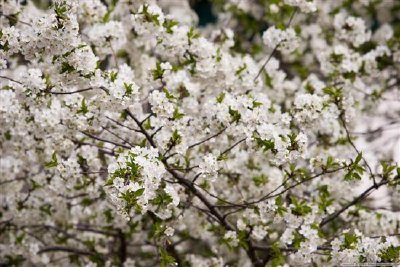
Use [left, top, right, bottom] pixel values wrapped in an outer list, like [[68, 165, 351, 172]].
[[0, 0, 399, 266]]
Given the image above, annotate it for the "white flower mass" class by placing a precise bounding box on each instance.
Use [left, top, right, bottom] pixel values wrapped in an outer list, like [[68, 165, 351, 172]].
[[0, 0, 399, 266]]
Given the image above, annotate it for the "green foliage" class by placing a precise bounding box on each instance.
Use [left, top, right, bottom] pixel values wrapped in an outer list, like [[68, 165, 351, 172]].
[[292, 230, 306, 249], [254, 137, 275, 152], [343, 71, 357, 82], [341, 233, 359, 250], [168, 130, 182, 146], [45, 152, 58, 168], [159, 248, 176, 267], [4, 254, 25, 267], [380, 161, 397, 180], [379, 245, 400, 262], [237, 230, 249, 250], [103, 209, 114, 224], [228, 107, 241, 123], [266, 243, 285, 267], [141, 4, 161, 26], [216, 92, 225, 103], [163, 88, 176, 101], [143, 117, 152, 130], [264, 72, 273, 88], [187, 27, 200, 45], [252, 174, 269, 186], [163, 19, 179, 34], [344, 153, 365, 181], [323, 86, 343, 102], [317, 185, 334, 212], [150, 190, 173, 208], [120, 188, 145, 212], [77, 98, 89, 115], [54, 2, 68, 21], [4, 130, 12, 140], [172, 108, 184, 120], [330, 52, 344, 64], [252, 100, 262, 109], [102, 0, 118, 23], [290, 196, 312, 216], [235, 64, 247, 77], [39, 203, 53, 216], [152, 62, 164, 80], [215, 47, 222, 62], [275, 195, 288, 215], [60, 61, 75, 74], [324, 156, 341, 170], [109, 71, 118, 82]]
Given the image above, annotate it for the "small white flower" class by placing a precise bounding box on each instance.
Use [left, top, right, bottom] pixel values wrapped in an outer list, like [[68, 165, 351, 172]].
[[165, 226, 175, 236]]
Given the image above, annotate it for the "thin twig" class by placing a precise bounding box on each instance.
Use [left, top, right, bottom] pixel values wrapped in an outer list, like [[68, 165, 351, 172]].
[[254, 7, 298, 81]]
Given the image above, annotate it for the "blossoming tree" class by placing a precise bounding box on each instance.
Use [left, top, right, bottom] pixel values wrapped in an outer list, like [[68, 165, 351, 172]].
[[1, 0, 399, 266]]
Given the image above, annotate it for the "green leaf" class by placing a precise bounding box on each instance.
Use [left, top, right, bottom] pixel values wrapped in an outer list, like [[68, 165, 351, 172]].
[[344, 153, 365, 181], [159, 248, 176, 267], [168, 130, 182, 146], [228, 107, 241, 123], [39, 203, 53, 216], [150, 190, 173, 207], [355, 152, 363, 164], [254, 137, 275, 152], [163, 88, 176, 101], [343, 71, 356, 82], [266, 243, 285, 267], [275, 195, 287, 215], [379, 245, 400, 262], [4, 130, 12, 140], [292, 230, 306, 249], [330, 53, 343, 64], [215, 47, 222, 62], [235, 64, 247, 77], [152, 62, 164, 80], [60, 61, 75, 74], [290, 196, 312, 216], [45, 152, 58, 168], [187, 27, 200, 45], [133, 188, 145, 197], [103, 209, 113, 223], [323, 86, 342, 100], [341, 233, 359, 249], [105, 177, 115, 186], [110, 71, 118, 82], [217, 154, 228, 161], [264, 72, 273, 88], [216, 92, 225, 103], [143, 117, 152, 130], [163, 19, 179, 34], [252, 100, 262, 108], [252, 174, 269, 186], [77, 98, 89, 115], [54, 2, 69, 21], [141, 4, 161, 26], [15, 232, 26, 245], [172, 108, 184, 120]]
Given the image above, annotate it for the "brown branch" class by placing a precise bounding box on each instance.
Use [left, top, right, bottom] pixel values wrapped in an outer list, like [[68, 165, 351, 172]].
[[320, 179, 389, 227], [0, 75, 23, 84], [340, 116, 376, 185], [38, 246, 103, 260], [254, 7, 298, 81], [125, 109, 157, 148], [80, 131, 131, 149], [188, 127, 227, 149], [128, 110, 268, 267], [219, 138, 246, 157], [49, 87, 108, 95]]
